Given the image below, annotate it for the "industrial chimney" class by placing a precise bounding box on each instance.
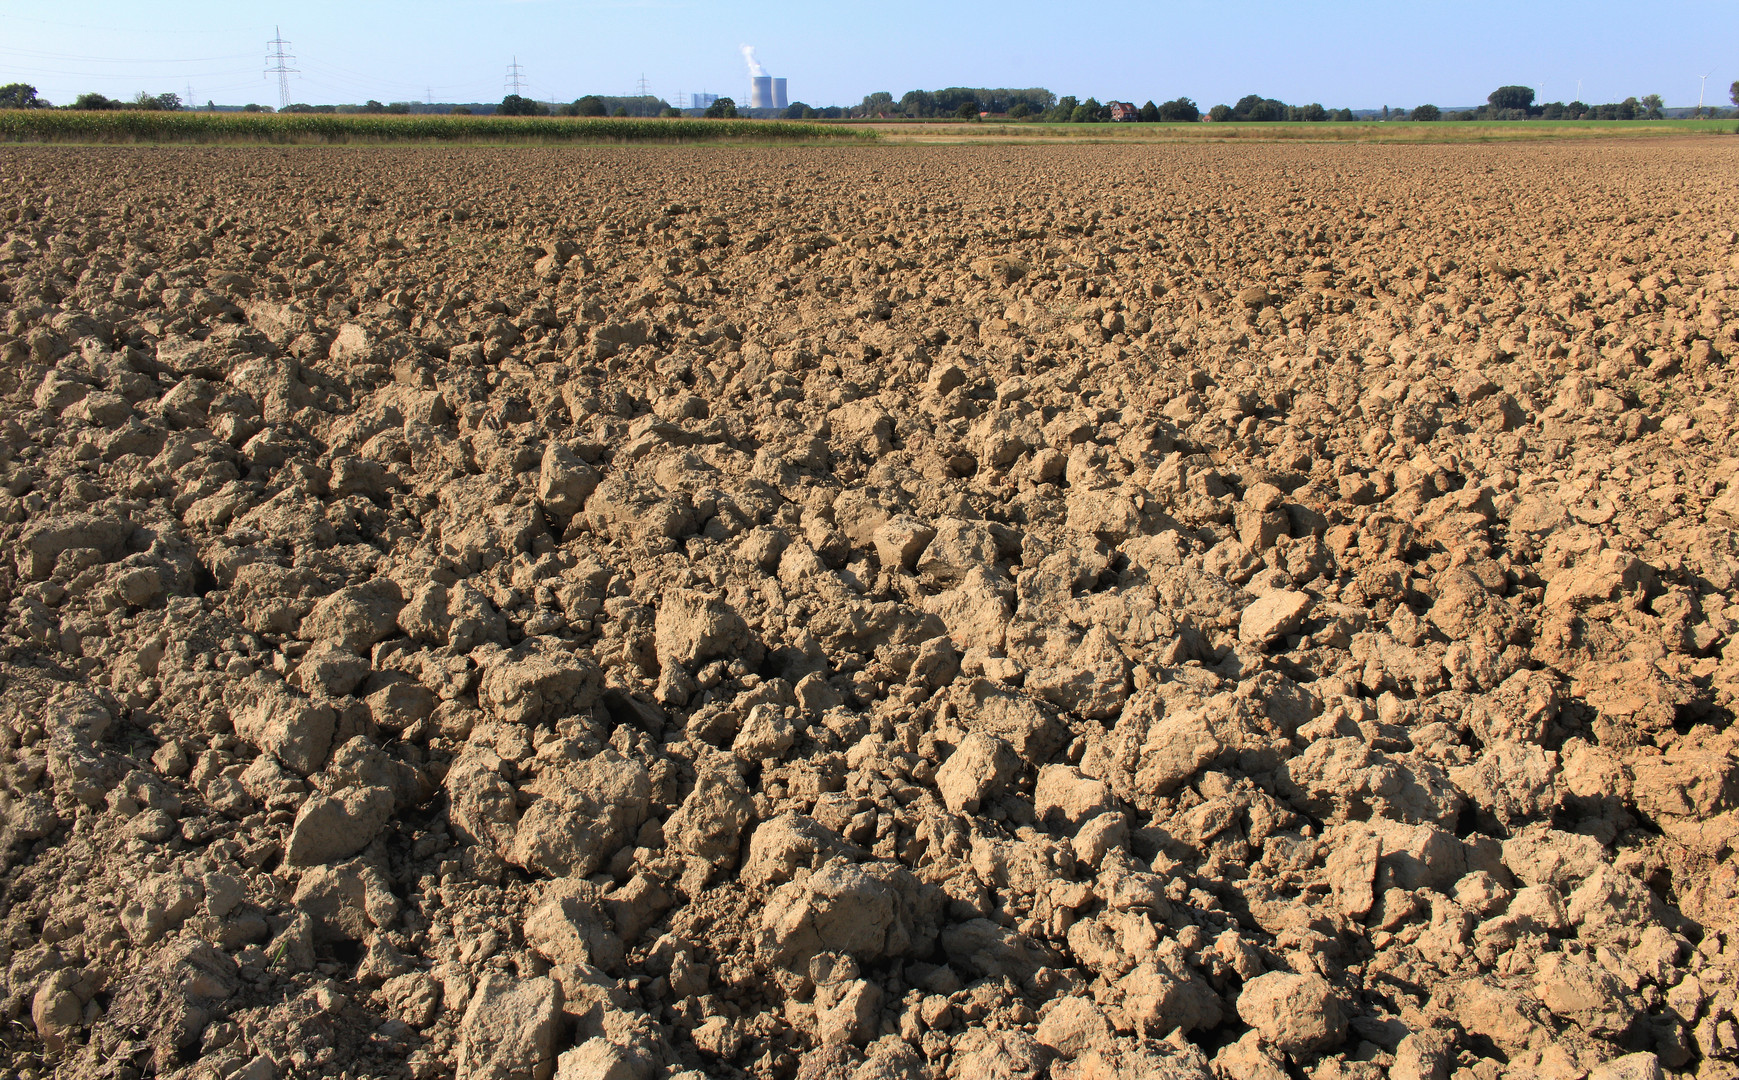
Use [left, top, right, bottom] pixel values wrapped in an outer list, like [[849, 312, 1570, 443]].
[[750, 76, 773, 110], [773, 78, 788, 110]]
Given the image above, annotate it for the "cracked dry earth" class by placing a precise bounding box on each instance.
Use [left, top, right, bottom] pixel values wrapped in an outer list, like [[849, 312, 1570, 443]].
[[0, 139, 1737, 1080]]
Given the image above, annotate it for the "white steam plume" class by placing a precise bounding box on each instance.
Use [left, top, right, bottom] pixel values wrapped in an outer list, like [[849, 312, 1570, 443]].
[[740, 45, 764, 78]]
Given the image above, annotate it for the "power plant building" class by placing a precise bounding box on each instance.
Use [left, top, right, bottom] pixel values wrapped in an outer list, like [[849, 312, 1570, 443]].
[[748, 75, 790, 111]]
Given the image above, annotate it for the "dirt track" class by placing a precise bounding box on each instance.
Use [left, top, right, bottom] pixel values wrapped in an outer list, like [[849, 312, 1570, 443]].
[[2, 140, 1739, 1080]]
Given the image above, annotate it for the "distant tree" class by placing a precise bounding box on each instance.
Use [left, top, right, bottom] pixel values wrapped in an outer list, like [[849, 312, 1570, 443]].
[[1580, 98, 1642, 121], [661, 106, 682, 118], [956, 101, 979, 120], [1208, 103, 1233, 122], [1230, 95, 1285, 121], [387, 101, 411, 114], [452, 105, 473, 115], [933, 88, 972, 114], [1333, 108, 1354, 121], [898, 90, 934, 117], [1640, 93, 1664, 119], [1297, 102, 1328, 121], [1008, 102, 1035, 119], [71, 92, 119, 110], [1564, 100, 1588, 119], [241, 103, 268, 113], [1157, 97, 1199, 122], [571, 96, 606, 117], [1539, 102, 1566, 120], [783, 102, 810, 119], [0, 83, 47, 109], [820, 105, 844, 119], [612, 106, 628, 116], [859, 91, 894, 117], [705, 96, 738, 118], [1382, 105, 1390, 120], [1732, 80, 1738, 108], [1411, 104, 1441, 121], [1488, 86, 1535, 112], [499, 94, 547, 116], [1137, 100, 1159, 123], [1071, 98, 1107, 122], [886, 86, 1049, 117], [129, 91, 179, 110], [1048, 95, 1079, 122]]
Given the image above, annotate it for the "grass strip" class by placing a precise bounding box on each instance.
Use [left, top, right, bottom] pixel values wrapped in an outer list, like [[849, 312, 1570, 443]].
[[866, 118, 1739, 144], [0, 110, 874, 145]]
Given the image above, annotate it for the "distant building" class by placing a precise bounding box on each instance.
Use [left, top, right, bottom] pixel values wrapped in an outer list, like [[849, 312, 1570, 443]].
[[693, 93, 719, 109], [745, 73, 789, 111], [1109, 101, 1139, 122]]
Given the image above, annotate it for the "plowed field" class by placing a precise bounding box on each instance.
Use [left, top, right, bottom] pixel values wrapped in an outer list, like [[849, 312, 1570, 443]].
[[2, 140, 1738, 1080]]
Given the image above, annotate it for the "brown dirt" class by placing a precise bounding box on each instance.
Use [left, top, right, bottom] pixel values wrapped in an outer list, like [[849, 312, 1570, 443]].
[[1, 140, 1738, 1080]]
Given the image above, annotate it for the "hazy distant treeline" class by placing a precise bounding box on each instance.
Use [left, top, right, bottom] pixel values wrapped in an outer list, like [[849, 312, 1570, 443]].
[[3, 78, 1733, 122]]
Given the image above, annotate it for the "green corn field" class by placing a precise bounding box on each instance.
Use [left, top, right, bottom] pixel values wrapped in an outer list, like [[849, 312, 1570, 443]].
[[0, 110, 874, 145]]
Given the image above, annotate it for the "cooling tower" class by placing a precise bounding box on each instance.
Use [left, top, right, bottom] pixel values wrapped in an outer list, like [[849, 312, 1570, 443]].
[[773, 78, 788, 110], [750, 76, 773, 110]]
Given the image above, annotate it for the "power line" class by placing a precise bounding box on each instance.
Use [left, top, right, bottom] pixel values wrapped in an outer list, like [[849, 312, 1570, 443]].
[[265, 26, 297, 110], [0, 62, 252, 79], [505, 56, 526, 96], [297, 58, 465, 95], [0, 46, 253, 63], [6, 13, 252, 36]]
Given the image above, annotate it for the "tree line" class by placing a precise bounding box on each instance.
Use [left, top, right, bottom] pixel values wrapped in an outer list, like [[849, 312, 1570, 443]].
[[850, 88, 1200, 122], [1391, 86, 1731, 122], [0, 85, 190, 112], [1205, 96, 1350, 122], [6, 79, 1735, 122], [848, 88, 1340, 122], [284, 101, 412, 114], [842, 83, 1739, 123]]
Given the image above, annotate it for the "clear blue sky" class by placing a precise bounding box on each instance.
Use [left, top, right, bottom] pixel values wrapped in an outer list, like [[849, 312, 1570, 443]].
[[2, 0, 1734, 110]]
